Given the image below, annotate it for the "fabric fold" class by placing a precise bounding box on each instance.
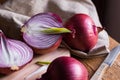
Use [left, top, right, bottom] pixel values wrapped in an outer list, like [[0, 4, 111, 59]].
[[0, 0, 110, 58]]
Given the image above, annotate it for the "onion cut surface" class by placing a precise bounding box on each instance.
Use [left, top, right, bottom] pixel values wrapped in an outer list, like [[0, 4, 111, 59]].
[[0, 30, 33, 73], [21, 13, 63, 54]]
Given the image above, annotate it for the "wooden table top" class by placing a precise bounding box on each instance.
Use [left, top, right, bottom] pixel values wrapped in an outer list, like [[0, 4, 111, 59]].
[[0, 1, 120, 80], [75, 36, 119, 80], [0, 35, 119, 80], [102, 37, 120, 80]]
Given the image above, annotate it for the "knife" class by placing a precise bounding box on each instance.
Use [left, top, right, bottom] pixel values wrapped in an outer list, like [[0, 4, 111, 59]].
[[90, 45, 120, 80]]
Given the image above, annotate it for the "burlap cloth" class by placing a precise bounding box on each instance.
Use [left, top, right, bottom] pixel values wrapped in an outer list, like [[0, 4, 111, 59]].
[[0, 0, 110, 58]]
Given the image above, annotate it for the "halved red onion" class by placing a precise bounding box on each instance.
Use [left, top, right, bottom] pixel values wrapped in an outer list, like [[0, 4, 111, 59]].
[[0, 30, 33, 74], [21, 12, 64, 54]]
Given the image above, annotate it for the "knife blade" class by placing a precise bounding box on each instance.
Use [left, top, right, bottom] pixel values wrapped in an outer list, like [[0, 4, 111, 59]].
[[90, 45, 120, 80]]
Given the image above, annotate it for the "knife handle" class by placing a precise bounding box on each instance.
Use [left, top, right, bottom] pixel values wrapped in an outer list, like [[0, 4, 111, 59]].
[[90, 63, 109, 80]]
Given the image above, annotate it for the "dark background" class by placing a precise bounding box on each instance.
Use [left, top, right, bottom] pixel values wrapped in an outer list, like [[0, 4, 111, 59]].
[[92, 0, 120, 42]]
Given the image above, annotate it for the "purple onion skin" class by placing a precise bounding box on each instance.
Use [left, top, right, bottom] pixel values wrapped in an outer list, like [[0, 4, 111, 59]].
[[38, 56, 88, 80], [63, 14, 98, 52]]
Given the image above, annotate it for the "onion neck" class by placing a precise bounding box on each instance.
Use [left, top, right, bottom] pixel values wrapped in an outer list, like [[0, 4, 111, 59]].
[[97, 26, 104, 33]]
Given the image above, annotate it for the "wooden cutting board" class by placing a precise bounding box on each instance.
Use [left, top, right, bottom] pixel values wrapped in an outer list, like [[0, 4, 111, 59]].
[[0, 48, 70, 80]]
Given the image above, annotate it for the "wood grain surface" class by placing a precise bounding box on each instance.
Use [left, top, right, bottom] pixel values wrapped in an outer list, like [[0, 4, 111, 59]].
[[0, 48, 70, 80], [81, 36, 119, 80], [0, 35, 119, 80], [0, 1, 119, 80]]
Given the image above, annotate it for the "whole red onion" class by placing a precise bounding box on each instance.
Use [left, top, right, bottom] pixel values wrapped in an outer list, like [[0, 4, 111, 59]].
[[38, 56, 88, 80], [63, 14, 99, 52]]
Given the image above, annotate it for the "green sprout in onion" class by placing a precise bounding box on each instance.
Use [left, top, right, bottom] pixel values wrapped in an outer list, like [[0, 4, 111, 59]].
[[21, 12, 72, 54], [40, 27, 71, 34], [36, 61, 51, 65]]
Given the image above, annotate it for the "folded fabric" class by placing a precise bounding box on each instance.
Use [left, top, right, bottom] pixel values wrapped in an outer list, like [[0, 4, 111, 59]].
[[0, 0, 109, 58]]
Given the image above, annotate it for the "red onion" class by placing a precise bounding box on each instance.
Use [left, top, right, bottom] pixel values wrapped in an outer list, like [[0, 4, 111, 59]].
[[63, 14, 99, 52], [21, 12, 70, 54], [37, 56, 88, 80], [0, 30, 33, 74]]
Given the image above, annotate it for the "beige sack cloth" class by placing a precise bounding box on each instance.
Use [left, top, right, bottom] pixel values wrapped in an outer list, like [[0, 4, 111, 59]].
[[0, 0, 109, 58]]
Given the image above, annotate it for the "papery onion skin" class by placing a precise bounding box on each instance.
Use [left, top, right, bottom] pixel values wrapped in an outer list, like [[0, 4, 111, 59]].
[[63, 14, 98, 52], [21, 12, 63, 54], [0, 31, 33, 74], [38, 56, 88, 80]]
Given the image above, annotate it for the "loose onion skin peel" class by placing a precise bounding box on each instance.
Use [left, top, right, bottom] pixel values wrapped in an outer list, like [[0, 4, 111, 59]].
[[21, 12, 71, 54], [0, 30, 33, 74], [63, 14, 103, 52], [36, 56, 88, 80]]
